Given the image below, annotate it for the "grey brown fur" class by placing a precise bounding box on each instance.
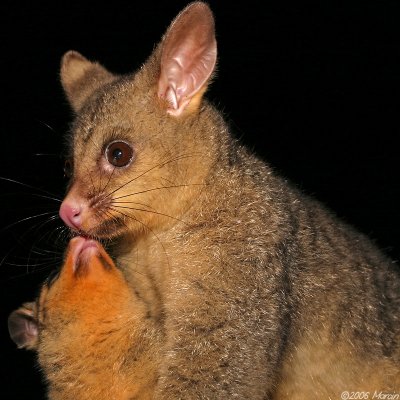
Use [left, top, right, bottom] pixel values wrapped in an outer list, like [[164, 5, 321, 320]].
[[57, 2, 400, 398]]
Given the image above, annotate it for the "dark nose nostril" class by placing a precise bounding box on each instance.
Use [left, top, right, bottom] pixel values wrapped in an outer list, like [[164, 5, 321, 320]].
[[72, 208, 80, 218]]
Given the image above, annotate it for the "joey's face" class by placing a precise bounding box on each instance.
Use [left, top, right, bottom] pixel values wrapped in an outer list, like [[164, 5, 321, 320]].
[[8, 237, 129, 351], [40, 237, 129, 321]]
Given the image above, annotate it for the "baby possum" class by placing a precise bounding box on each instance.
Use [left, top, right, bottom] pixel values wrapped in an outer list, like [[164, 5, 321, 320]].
[[54, 1, 399, 398], [8, 237, 160, 400]]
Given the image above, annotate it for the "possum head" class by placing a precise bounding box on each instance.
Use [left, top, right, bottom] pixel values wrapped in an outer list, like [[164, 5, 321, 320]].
[[59, 2, 218, 239]]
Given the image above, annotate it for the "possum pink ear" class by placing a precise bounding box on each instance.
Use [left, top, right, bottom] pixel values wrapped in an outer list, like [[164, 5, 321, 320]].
[[8, 303, 38, 350], [157, 2, 217, 116], [60, 51, 116, 112]]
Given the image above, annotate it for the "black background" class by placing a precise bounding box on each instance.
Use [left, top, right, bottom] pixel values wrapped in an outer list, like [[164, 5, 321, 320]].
[[1, 1, 399, 398]]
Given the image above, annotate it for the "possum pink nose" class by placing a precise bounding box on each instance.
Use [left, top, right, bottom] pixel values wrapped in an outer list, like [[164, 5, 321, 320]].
[[59, 201, 82, 230]]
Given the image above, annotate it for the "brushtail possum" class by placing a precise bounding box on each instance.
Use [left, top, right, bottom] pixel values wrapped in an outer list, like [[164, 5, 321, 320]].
[[56, 1, 399, 398], [8, 237, 160, 400]]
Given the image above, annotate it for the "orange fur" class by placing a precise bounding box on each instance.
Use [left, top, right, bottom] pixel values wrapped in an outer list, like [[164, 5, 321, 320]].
[[10, 238, 160, 400]]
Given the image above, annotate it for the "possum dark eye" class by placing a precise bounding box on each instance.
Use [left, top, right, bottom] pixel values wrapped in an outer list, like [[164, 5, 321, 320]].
[[105, 141, 134, 168]]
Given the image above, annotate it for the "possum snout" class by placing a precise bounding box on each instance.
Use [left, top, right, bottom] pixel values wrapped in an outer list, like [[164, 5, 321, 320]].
[[59, 196, 85, 230]]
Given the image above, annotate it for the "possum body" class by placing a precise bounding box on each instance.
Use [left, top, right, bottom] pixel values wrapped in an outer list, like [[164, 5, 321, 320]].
[[54, 2, 400, 398]]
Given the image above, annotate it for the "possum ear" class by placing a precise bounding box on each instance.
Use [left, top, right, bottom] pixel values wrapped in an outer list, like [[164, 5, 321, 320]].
[[8, 303, 38, 350], [60, 51, 116, 112], [157, 2, 217, 116]]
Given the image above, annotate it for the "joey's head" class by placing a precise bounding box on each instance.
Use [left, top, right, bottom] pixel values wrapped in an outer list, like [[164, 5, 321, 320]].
[[59, 2, 219, 239], [8, 237, 146, 399], [38, 237, 132, 321], [8, 237, 133, 352]]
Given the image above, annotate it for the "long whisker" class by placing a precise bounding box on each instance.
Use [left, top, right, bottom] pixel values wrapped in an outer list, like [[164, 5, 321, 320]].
[[112, 183, 205, 201], [109, 206, 171, 272], [27, 214, 61, 239], [101, 165, 116, 194], [108, 206, 154, 237], [55, 225, 72, 247], [36, 119, 58, 134], [26, 217, 64, 255], [88, 171, 96, 196], [1, 261, 61, 282], [94, 207, 121, 243], [111, 201, 156, 210], [0, 238, 61, 273], [104, 153, 203, 199], [29, 246, 62, 257], [0, 176, 62, 199], [31, 193, 62, 203], [0, 211, 64, 270], [6, 260, 60, 268], [111, 204, 187, 225], [0, 192, 62, 203], [0, 211, 58, 234]]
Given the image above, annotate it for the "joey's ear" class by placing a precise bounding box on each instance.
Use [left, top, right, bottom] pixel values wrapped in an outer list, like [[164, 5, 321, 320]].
[[8, 303, 38, 350], [157, 2, 217, 116], [60, 50, 116, 112]]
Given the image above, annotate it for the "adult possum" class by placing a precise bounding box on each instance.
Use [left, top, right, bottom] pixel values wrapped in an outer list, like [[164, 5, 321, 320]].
[[57, 2, 400, 398]]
